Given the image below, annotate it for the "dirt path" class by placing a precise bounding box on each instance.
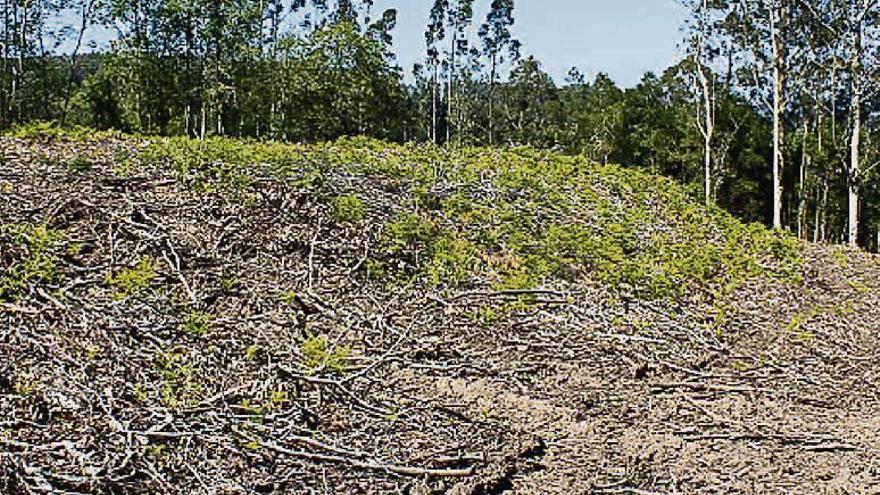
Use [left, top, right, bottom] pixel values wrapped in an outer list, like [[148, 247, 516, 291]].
[[410, 249, 880, 494], [423, 355, 880, 494]]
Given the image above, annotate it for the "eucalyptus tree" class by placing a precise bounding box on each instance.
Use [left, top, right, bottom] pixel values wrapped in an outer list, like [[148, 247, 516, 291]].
[[794, 0, 880, 246], [497, 56, 561, 148], [830, 0, 880, 246], [681, 0, 728, 205], [442, 0, 474, 144], [478, 0, 519, 145], [725, 0, 806, 230], [425, 0, 446, 143], [0, 0, 66, 124], [59, 0, 100, 125]]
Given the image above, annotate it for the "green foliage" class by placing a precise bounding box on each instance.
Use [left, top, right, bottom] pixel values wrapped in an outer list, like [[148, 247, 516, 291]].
[[239, 391, 288, 417], [65, 154, 95, 172], [133, 136, 803, 299], [784, 306, 827, 342], [831, 247, 850, 269], [1, 2, 878, 253], [154, 352, 202, 409], [425, 236, 477, 286], [279, 290, 299, 305], [330, 194, 366, 224], [365, 259, 387, 279], [386, 212, 439, 252], [37, 134, 803, 302], [106, 257, 158, 300], [300, 336, 350, 375], [181, 312, 214, 337], [0, 223, 64, 301]]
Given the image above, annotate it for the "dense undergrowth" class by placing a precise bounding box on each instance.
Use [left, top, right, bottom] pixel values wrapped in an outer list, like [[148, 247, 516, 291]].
[[3, 122, 803, 302]]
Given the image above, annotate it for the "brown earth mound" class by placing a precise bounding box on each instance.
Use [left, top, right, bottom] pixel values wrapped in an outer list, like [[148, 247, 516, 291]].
[[2, 137, 880, 494]]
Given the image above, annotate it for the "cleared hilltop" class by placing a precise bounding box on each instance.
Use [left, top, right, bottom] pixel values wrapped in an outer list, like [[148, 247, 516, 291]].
[[2, 125, 880, 494]]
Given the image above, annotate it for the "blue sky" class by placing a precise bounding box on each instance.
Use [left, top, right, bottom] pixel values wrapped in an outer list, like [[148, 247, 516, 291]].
[[384, 0, 687, 87]]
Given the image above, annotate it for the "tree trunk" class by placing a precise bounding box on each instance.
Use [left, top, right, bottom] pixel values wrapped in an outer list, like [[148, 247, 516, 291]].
[[797, 117, 809, 240], [770, 7, 785, 230], [432, 61, 438, 144], [849, 90, 861, 247], [488, 53, 496, 146], [704, 128, 712, 204], [847, 15, 864, 248], [696, 0, 714, 206], [3, 0, 9, 123], [447, 28, 456, 144], [820, 178, 829, 243], [16, 0, 29, 121], [812, 186, 821, 243]]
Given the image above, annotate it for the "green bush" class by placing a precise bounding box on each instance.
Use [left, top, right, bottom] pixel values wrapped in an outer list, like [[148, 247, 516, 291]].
[[66, 154, 94, 172], [0, 223, 64, 301], [330, 194, 366, 224], [181, 312, 214, 337], [300, 336, 350, 375], [112, 134, 804, 300], [154, 352, 202, 409], [106, 257, 158, 300]]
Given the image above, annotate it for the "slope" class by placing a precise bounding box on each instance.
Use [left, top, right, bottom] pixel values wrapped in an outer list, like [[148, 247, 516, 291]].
[[1, 125, 879, 494]]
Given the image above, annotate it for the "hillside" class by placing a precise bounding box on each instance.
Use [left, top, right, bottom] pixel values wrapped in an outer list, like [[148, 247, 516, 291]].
[[2, 127, 880, 494]]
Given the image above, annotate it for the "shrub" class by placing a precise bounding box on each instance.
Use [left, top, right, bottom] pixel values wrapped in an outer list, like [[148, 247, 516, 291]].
[[365, 259, 386, 279], [0, 223, 64, 301], [154, 352, 201, 409], [66, 154, 94, 172], [300, 336, 350, 375], [426, 236, 476, 287], [386, 212, 438, 252], [115, 135, 805, 300], [330, 194, 366, 224], [106, 257, 158, 300], [181, 312, 214, 337]]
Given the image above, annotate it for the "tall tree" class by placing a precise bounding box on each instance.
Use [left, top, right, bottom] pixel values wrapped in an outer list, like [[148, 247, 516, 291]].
[[682, 0, 722, 205], [726, 0, 804, 229], [478, 0, 519, 145], [425, 0, 446, 143], [832, 0, 880, 246], [444, 0, 474, 144]]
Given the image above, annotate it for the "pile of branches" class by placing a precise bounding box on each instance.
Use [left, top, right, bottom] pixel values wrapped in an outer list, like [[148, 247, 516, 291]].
[[0, 137, 530, 494], [4, 135, 880, 494]]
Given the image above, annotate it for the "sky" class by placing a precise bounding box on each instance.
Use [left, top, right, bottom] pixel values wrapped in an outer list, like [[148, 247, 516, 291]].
[[382, 0, 688, 87]]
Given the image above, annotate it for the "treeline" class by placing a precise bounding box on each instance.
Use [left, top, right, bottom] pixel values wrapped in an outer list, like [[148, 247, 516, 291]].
[[1, 0, 879, 250]]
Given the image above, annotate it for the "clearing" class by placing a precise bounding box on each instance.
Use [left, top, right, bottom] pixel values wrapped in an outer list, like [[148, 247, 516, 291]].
[[2, 129, 880, 494]]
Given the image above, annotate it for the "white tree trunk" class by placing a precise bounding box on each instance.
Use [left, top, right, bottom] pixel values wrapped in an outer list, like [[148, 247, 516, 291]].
[[770, 4, 785, 230], [432, 62, 438, 144], [697, 0, 714, 205], [847, 8, 865, 248], [849, 89, 861, 247], [447, 28, 456, 144], [797, 118, 809, 240]]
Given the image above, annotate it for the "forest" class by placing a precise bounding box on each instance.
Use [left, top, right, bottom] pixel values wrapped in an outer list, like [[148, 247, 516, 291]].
[[1, 0, 879, 250]]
